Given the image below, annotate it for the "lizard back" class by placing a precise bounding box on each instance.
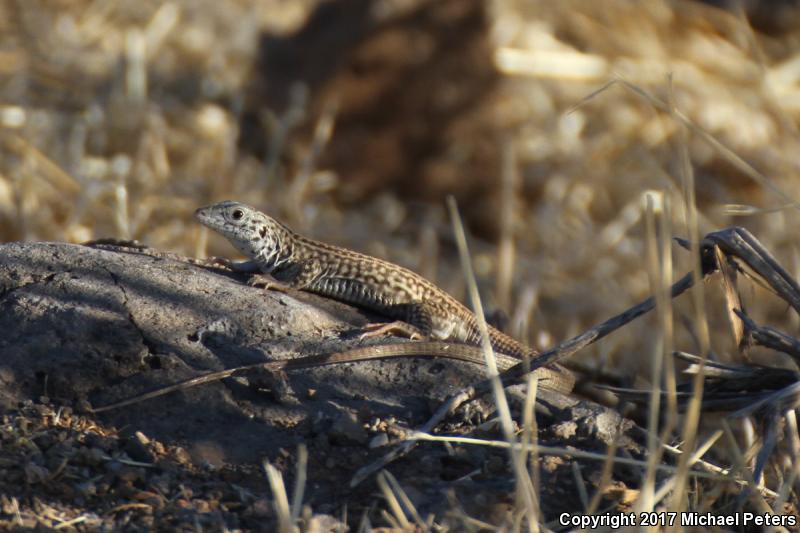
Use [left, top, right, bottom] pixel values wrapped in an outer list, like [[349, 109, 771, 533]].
[[196, 201, 536, 358]]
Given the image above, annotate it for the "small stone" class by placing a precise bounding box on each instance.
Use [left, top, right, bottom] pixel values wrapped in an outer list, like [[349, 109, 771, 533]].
[[134, 431, 150, 445], [369, 433, 389, 448], [125, 437, 155, 463], [173, 447, 191, 465], [329, 412, 367, 445]]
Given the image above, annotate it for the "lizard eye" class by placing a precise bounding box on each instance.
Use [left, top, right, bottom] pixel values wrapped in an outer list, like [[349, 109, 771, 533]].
[[231, 209, 244, 221]]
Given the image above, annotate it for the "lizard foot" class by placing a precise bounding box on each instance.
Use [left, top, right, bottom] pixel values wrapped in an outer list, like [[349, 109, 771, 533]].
[[202, 256, 234, 269], [248, 274, 292, 293], [359, 321, 424, 341]]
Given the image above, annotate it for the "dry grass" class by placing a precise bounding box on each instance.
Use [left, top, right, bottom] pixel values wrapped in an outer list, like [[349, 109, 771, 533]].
[[2, 0, 800, 529]]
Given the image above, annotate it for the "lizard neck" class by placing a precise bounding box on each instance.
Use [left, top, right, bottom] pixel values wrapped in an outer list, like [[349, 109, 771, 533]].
[[253, 223, 296, 273]]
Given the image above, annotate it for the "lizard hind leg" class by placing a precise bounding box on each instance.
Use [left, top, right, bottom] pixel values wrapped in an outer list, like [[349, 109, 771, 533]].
[[359, 321, 426, 341], [358, 303, 433, 341]]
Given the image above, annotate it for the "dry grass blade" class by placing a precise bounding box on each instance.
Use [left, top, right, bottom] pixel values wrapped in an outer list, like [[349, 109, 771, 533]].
[[640, 191, 667, 513], [626, 229, 800, 399], [375, 472, 411, 531], [290, 444, 308, 526], [668, 67, 712, 521], [445, 195, 542, 527], [263, 460, 293, 533], [423, 262, 712, 426], [723, 203, 798, 216], [716, 245, 746, 351], [381, 470, 427, 530], [410, 433, 740, 483]]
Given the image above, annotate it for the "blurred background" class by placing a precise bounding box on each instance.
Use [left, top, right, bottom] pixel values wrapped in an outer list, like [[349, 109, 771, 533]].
[[2, 0, 800, 383]]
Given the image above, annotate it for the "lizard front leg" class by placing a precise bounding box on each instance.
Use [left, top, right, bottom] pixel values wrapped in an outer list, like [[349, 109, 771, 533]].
[[200, 256, 261, 272], [205, 257, 293, 292], [201, 256, 296, 291], [250, 259, 324, 293]]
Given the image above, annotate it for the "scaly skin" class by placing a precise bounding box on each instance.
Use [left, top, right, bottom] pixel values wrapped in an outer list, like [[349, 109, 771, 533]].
[[194, 200, 574, 392]]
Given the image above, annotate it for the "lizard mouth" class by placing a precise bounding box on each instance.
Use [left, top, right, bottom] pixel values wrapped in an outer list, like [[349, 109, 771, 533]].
[[194, 207, 212, 224]]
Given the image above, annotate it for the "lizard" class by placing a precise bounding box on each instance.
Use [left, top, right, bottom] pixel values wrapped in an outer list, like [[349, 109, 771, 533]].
[[89, 201, 573, 413], [193, 200, 574, 393]]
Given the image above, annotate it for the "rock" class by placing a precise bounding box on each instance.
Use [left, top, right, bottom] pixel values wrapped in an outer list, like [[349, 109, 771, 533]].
[[0, 241, 500, 463]]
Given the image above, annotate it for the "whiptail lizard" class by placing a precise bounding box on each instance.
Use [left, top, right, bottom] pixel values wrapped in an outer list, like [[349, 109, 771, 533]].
[[91, 201, 572, 413], [194, 200, 574, 393]]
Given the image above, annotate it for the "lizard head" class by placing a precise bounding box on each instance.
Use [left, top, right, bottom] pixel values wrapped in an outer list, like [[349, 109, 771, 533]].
[[195, 200, 293, 269]]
